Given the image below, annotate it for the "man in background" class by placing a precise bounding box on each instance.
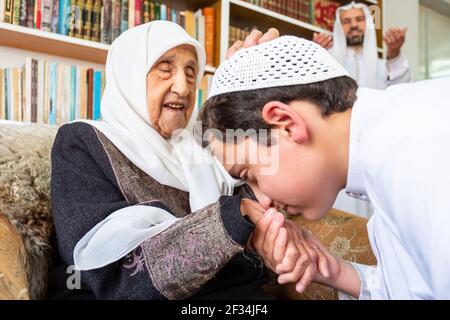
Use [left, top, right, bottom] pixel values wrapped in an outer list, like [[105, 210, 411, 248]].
[[313, 1, 411, 90]]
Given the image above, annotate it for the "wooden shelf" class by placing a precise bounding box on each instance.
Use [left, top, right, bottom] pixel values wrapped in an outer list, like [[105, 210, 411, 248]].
[[0, 22, 109, 64], [0, 22, 217, 72], [230, 0, 329, 36]]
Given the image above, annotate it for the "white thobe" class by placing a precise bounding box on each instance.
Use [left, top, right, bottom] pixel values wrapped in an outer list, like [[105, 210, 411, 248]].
[[332, 48, 413, 218], [340, 77, 450, 300], [335, 48, 412, 90]]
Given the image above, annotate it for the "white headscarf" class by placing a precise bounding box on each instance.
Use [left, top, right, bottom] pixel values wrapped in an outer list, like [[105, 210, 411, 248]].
[[72, 21, 241, 271], [330, 1, 378, 88]]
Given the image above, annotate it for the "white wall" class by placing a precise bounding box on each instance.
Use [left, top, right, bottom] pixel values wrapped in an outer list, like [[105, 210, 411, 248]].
[[383, 0, 420, 79]]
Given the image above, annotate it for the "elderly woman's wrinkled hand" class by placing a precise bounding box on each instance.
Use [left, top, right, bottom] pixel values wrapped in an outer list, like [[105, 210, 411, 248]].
[[226, 28, 280, 60]]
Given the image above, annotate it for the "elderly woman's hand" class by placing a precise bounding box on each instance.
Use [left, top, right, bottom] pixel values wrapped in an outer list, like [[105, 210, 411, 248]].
[[226, 28, 280, 60]]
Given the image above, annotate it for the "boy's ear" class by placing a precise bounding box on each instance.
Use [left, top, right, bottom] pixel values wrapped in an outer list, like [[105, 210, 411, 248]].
[[261, 101, 308, 144]]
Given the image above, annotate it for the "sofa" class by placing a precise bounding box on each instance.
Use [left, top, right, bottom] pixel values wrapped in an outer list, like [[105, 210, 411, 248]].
[[0, 121, 376, 300]]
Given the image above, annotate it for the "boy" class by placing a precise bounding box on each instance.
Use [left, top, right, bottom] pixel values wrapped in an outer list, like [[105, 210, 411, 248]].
[[199, 36, 450, 299]]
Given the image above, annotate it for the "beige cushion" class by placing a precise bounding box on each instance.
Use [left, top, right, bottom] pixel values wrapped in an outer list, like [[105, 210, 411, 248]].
[[0, 215, 29, 300]]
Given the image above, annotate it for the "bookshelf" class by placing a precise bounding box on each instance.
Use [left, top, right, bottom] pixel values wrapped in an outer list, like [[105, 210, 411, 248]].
[[1, 0, 384, 124], [219, 0, 383, 62], [0, 0, 383, 67]]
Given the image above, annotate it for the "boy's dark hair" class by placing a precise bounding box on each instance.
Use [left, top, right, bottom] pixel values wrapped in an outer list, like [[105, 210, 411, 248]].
[[199, 76, 358, 146]]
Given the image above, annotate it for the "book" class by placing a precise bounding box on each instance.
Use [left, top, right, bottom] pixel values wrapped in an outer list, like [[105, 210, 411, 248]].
[[160, 3, 165, 20], [128, 0, 134, 28], [4, 0, 14, 24], [58, 0, 70, 35], [51, 0, 59, 32], [0, 0, 4, 23], [43, 61, 50, 123], [100, 0, 112, 44], [111, 0, 121, 42], [23, 58, 32, 122], [311, 0, 339, 31], [34, 0, 42, 29], [12, 0, 21, 25], [203, 7, 215, 67], [92, 70, 102, 120], [120, 0, 128, 33], [19, 0, 27, 26], [31, 59, 38, 122], [0, 69, 4, 120], [91, 0, 102, 41], [79, 68, 87, 119], [41, 0, 54, 31], [194, 9, 205, 48], [11, 68, 21, 121], [87, 68, 93, 119], [153, 1, 160, 20], [70, 65, 76, 121], [37, 60, 45, 123], [83, 0, 93, 40], [184, 10, 195, 38], [5, 69, 10, 120], [49, 62, 57, 124], [135, 0, 142, 26], [143, 0, 150, 23], [75, 67, 80, 119]]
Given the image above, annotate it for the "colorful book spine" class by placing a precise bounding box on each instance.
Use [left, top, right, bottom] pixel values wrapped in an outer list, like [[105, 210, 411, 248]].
[[41, 0, 54, 31], [83, 0, 93, 40], [134, 0, 142, 26], [26, 0, 35, 27], [31, 59, 38, 122], [111, 0, 121, 42], [100, 0, 112, 44], [153, 1, 160, 20], [34, 0, 42, 29], [203, 7, 215, 67], [58, 0, 70, 35], [120, 0, 129, 33], [43, 61, 50, 123], [19, 0, 28, 26], [12, 0, 21, 25], [128, 0, 134, 28], [51, 0, 59, 32], [92, 70, 102, 120], [160, 3, 165, 20], [70, 65, 76, 121], [5, 69, 10, 120], [91, 0, 102, 41], [49, 62, 57, 125], [0, 69, 5, 120], [4, 0, 14, 24], [143, 0, 150, 23], [86, 68, 93, 119], [75, 67, 80, 119], [37, 60, 45, 123]]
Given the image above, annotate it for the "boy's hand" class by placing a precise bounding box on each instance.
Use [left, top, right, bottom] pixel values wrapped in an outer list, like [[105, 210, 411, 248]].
[[249, 208, 329, 293], [275, 220, 333, 293], [226, 28, 280, 60]]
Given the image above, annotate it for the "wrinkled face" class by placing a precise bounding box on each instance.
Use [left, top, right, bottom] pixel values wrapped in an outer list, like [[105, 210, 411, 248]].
[[209, 116, 342, 221], [340, 8, 366, 47], [147, 45, 198, 139]]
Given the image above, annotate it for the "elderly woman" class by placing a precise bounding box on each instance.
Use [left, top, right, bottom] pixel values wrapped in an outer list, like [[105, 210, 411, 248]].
[[49, 21, 284, 300]]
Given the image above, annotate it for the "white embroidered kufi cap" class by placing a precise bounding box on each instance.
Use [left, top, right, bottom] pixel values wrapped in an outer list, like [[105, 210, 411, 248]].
[[208, 36, 350, 99]]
